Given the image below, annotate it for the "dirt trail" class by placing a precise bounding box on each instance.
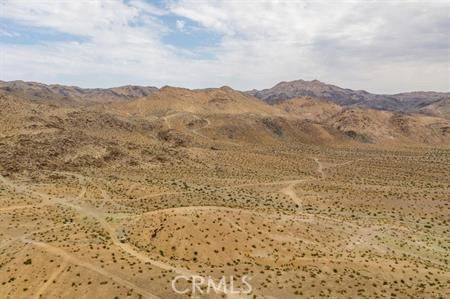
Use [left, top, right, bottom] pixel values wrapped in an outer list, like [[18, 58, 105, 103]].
[[77, 185, 87, 200], [0, 156, 364, 298], [141, 205, 272, 216], [227, 176, 310, 211], [191, 115, 211, 139], [1, 174, 197, 278], [23, 239, 161, 299], [51, 196, 196, 277], [33, 261, 68, 299], [228, 158, 362, 229], [135, 190, 182, 201], [0, 203, 46, 212], [163, 117, 171, 129], [0, 175, 27, 193], [225, 157, 357, 190], [314, 157, 325, 178], [0, 224, 70, 250], [61, 189, 248, 296], [280, 183, 303, 210], [162, 112, 185, 130], [98, 187, 131, 211], [313, 158, 360, 179], [139, 205, 311, 225], [230, 178, 307, 189]]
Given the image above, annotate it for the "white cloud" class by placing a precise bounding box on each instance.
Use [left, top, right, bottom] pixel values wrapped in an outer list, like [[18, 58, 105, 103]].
[[2, 0, 167, 44], [0, 28, 18, 37], [168, 0, 450, 92], [128, 0, 167, 16], [176, 20, 185, 31], [0, 0, 449, 93]]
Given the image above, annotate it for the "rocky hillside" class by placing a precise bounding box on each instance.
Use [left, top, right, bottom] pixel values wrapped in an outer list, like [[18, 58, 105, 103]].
[[0, 80, 158, 105], [111, 86, 282, 117], [248, 79, 450, 117], [0, 79, 448, 168]]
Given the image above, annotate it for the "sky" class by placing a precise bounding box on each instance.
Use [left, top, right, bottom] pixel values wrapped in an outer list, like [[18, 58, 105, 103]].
[[0, 0, 449, 93]]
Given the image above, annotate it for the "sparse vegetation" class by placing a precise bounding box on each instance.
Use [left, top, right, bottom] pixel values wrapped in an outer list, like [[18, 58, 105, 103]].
[[0, 83, 449, 298]]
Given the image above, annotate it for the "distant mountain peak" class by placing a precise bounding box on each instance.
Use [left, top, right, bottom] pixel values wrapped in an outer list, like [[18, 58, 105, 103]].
[[0, 80, 158, 105], [247, 78, 450, 117]]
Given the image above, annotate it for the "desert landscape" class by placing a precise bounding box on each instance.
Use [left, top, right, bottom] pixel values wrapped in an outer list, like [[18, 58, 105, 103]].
[[0, 79, 449, 298]]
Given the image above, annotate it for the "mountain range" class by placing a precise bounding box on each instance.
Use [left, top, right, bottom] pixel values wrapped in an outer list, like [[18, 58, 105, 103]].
[[3, 79, 448, 118], [247, 79, 450, 118], [0, 78, 449, 157], [0, 80, 158, 105]]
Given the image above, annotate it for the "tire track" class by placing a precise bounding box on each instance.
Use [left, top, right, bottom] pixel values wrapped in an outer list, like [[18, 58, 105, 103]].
[[23, 239, 161, 299]]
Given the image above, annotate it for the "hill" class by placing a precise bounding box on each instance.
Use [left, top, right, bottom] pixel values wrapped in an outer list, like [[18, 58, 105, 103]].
[[0, 80, 158, 105], [112, 86, 281, 116], [1, 81, 448, 149], [1, 80, 449, 299], [248, 79, 450, 117], [274, 97, 343, 122]]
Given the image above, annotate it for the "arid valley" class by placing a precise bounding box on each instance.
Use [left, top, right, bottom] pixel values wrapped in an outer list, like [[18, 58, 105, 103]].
[[0, 79, 449, 298]]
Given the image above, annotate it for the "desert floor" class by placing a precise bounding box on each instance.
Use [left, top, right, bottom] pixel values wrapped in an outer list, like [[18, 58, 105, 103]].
[[1, 141, 449, 299]]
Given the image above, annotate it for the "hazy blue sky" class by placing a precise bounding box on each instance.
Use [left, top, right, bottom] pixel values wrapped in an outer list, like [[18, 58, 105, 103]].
[[1, 0, 449, 93]]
